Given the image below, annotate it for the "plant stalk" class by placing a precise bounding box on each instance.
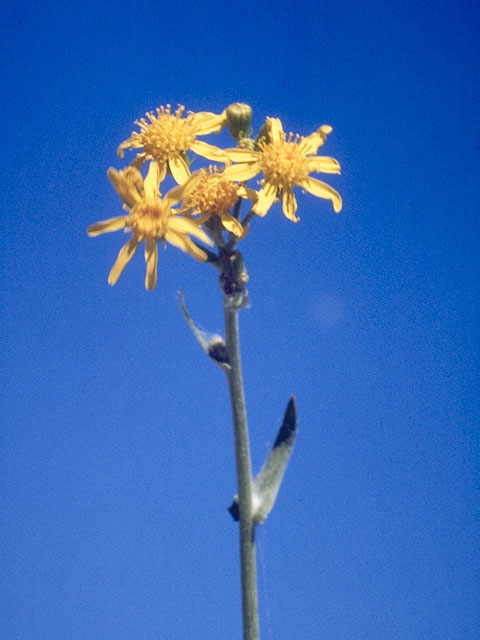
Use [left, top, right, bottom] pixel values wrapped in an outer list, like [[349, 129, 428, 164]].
[[223, 299, 259, 640]]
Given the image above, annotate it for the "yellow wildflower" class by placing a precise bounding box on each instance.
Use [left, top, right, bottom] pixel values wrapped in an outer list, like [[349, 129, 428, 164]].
[[87, 163, 213, 291], [117, 105, 229, 185], [181, 167, 256, 237], [222, 118, 342, 221]]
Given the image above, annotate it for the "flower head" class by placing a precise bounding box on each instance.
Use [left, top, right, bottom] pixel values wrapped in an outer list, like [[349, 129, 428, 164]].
[[87, 163, 213, 290], [117, 105, 229, 185], [181, 167, 256, 237], [222, 118, 342, 221]]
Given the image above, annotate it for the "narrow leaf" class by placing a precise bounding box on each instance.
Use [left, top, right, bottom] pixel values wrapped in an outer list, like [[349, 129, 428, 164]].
[[251, 396, 297, 524], [179, 289, 230, 371], [228, 397, 297, 524]]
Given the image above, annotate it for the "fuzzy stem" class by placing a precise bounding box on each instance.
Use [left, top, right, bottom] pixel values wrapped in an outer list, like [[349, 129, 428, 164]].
[[223, 300, 259, 640]]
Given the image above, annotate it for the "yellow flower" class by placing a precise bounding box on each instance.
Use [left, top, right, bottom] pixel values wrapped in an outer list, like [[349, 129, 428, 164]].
[[181, 167, 256, 237], [222, 117, 342, 222], [87, 163, 213, 291], [117, 105, 229, 185]]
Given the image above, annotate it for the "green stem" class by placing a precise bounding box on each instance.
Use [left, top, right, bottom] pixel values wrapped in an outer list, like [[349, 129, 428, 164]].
[[223, 299, 259, 640]]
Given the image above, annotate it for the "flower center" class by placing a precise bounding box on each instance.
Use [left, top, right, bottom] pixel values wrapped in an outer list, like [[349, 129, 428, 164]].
[[134, 105, 196, 163], [185, 169, 239, 217], [258, 135, 310, 190], [127, 200, 170, 238]]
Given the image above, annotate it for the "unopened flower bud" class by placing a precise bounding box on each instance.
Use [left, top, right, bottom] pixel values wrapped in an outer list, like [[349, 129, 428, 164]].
[[256, 121, 271, 146], [226, 103, 253, 141], [207, 335, 230, 364], [238, 138, 256, 151], [219, 250, 249, 299]]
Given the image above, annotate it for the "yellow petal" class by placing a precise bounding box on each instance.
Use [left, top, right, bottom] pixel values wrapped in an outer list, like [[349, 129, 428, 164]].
[[253, 183, 277, 217], [307, 156, 341, 174], [87, 216, 127, 237], [168, 154, 191, 184], [219, 212, 244, 237], [156, 159, 167, 191], [267, 117, 284, 144], [224, 148, 258, 163], [301, 176, 342, 213], [282, 189, 299, 222], [130, 153, 148, 171], [144, 160, 162, 201], [164, 171, 204, 208], [165, 231, 208, 261], [190, 140, 230, 163], [222, 162, 260, 182], [168, 217, 214, 245], [117, 137, 134, 158], [300, 125, 333, 154], [236, 185, 258, 202], [144, 236, 158, 291], [108, 236, 141, 286], [107, 168, 141, 208], [191, 110, 228, 135]]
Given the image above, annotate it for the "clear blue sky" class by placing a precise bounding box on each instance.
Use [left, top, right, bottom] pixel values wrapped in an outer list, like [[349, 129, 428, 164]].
[[1, 1, 479, 638]]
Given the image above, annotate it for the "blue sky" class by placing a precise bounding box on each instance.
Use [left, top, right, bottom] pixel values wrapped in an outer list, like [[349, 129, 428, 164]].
[[1, 1, 479, 638]]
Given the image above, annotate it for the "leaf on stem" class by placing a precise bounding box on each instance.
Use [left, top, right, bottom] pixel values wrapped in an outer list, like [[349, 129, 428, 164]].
[[229, 396, 297, 524], [179, 289, 230, 371]]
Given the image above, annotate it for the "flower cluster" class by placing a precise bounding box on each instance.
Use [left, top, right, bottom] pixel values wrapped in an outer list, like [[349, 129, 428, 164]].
[[88, 103, 342, 289]]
